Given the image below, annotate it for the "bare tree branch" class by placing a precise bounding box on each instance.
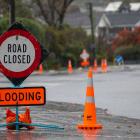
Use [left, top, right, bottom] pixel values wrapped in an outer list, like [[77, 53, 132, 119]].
[[33, 0, 75, 28], [35, 0, 51, 25]]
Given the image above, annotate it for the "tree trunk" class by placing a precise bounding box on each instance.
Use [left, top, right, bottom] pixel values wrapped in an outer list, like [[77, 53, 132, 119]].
[[9, 0, 15, 25]]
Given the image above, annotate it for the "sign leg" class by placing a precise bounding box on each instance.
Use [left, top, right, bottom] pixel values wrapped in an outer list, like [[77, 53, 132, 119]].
[[16, 105, 19, 131]]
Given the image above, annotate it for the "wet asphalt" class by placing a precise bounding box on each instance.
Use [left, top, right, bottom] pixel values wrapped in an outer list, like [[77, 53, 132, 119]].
[[0, 65, 140, 139]]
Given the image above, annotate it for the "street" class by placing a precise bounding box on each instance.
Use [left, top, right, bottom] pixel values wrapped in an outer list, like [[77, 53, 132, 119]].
[[1, 0, 140, 139], [0, 65, 140, 119], [28, 65, 140, 119], [0, 65, 140, 140]]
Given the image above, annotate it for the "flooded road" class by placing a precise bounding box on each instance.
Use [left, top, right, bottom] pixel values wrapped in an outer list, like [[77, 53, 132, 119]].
[[0, 65, 140, 119]]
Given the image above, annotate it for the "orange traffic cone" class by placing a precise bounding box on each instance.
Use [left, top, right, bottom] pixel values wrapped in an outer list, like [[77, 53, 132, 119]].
[[104, 59, 107, 72], [101, 59, 107, 73], [38, 64, 43, 74], [68, 60, 73, 74], [93, 59, 98, 73], [77, 67, 102, 129], [101, 59, 104, 73]]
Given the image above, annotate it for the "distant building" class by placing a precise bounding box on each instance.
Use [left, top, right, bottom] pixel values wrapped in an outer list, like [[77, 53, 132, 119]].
[[105, 1, 122, 12], [65, 11, 91, 35], [95, 2, 140, 44], [65, 1, 140, 43], [65, 8, 103, 35], [130, 3, 140, 11], [96, 12, 140, 39], [105, 1, 140, 12]]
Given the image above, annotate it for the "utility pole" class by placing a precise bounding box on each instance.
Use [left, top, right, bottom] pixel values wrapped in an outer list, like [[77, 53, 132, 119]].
[[87, 2, 96, 60], [9, 0, 15, 25], [87, 2, 94, 43]]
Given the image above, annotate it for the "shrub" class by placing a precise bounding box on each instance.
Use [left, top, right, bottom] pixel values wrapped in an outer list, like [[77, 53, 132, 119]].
[[112, 27, 140, 61], [46, 26, 89, 69], [0, 17, 46, 44], [115, 45, 140, 60]]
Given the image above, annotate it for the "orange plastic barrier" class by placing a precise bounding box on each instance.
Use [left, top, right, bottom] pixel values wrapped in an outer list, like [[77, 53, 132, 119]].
[[6, 107, 34, 130], [68, 60, 73, 74], [101, 59, 107, 73], [81, 59, 90, 67], [38, 64, 43, 74], [93, 59, 98, 73], [77, 67, 102, 129]]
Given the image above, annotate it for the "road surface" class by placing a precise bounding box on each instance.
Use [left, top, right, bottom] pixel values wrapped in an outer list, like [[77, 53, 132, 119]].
[[0, 65, 140, 140], [0, 65, 140, 119]]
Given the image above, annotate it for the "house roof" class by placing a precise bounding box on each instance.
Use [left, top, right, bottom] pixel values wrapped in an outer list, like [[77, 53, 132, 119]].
[[105, 1, 122, 12], [105, 2, 140, 12], [130, 3, 140, 11], [65, 11, 102, 28], [65, 11, 90, 27], [105, 12, 140, 27]]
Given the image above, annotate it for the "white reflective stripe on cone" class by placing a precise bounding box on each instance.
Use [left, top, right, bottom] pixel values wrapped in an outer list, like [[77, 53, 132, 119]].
[[87, 78, 93, 87], [86, 96, 95, 103]]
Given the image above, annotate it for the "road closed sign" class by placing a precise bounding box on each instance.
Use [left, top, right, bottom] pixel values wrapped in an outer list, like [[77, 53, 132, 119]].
[[80, 49, 89, 60], [0, 29, 41, 79], [0, 87, 46, 106], [1, 36, 35, 72]]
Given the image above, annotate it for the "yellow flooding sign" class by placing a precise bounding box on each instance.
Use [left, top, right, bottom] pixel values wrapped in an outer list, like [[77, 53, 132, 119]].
[[0, 87, 46, 106]]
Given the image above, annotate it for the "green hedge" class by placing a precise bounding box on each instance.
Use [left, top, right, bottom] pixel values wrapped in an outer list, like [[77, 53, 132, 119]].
[[0, 18, 90, 69], [46, 26, 89, 69], [0, 17, 46, 44], [115, 45, 140, 60]]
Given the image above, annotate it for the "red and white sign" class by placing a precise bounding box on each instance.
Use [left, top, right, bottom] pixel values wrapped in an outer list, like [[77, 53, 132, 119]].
[[80, 49, 89, 60], [0, 29, 41, 78]]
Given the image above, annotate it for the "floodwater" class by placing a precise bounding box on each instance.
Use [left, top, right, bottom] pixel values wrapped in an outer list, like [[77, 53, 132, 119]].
[[1, 65, 140, 119]]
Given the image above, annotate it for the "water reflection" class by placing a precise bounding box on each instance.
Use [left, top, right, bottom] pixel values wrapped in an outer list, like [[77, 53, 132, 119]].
[[78, 129, 101, 140], [6, 130, 46, 140]]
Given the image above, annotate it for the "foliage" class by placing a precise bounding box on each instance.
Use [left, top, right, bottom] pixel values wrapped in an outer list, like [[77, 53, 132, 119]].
[[112, 27, 140, 60], [95, 36, 114, 63], [0, 0, 32, 18], [15, 1, 32, 18], [115, 45, 140, 60], [0, 17, 46, 44], [45, 26, 89, 69], [0, 17, 90, 69]]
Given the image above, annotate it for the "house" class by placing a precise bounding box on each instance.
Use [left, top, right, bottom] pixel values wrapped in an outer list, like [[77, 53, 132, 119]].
[[96, 12, 140, 39], [65, 1, 140, 42], [130, 3, 140, 11], [105, 1, 140, 12], [65, 9, 103, 35], [96, 2, 140, 43], [105, 1, 122, 12]]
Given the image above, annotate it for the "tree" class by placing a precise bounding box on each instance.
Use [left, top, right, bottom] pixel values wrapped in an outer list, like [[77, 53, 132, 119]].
[[9, 0, 15, 24], [112, 27, 140, 51], [0, 0, 8, 17], [0, 0, 32, 19], [112, 27, 140, 60], [45, 26, 89, 69], [32, 0, 75, 28]]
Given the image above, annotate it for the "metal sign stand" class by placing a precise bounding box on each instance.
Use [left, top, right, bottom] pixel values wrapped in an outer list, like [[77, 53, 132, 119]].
[[15, 105, 19, 130], [14, 87, 64, 131], [0, 90, 64, 130], [0, 22, 64, 131], [0, 104, 64, 130]]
